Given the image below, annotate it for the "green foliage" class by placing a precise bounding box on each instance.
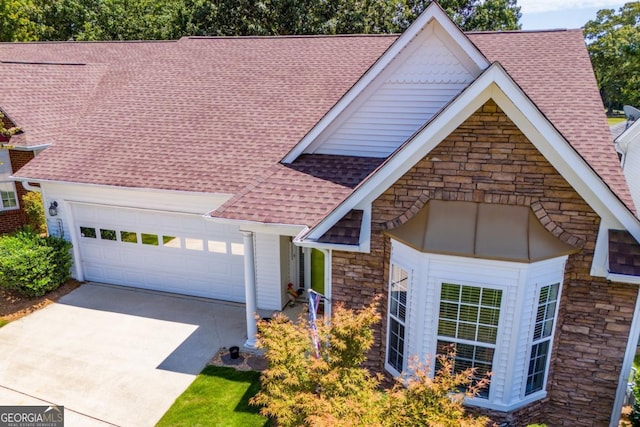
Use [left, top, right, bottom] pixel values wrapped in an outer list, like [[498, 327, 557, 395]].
[[22, 191, 47, 235], [0, 0, 40, 41], [177, 0, 521, 36], [0, 230, 72, 297], [252, 299, 490, 426], [33, 0, 184, 41], [395, 0, 521, 32], [585, 3, 640, 111], [1, 0, 521, 42], [0, 111, 20, 139], [630, 401, 640, 427], [630, 369, 640, 427]]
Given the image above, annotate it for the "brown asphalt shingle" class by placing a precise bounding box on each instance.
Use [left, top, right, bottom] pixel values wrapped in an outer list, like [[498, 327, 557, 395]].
[[609, 230, 640, 276], [468, 30, 634, 213], [0, 29, 632, 226], [212, 155, 383, 225], [318, 210, 364, 245], [8, 36, 395, 194]]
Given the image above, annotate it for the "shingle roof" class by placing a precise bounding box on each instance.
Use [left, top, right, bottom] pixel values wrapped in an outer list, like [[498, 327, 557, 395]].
[[468, 30, 634, 213], [212, 155, 383, 225], [318, 210, 364, 245], [7, 36, 395, 193], [0, 42, 173, 148], [609, 230, 640, 276], [611, 121, 630, 141], [1, 29, 632, 226]]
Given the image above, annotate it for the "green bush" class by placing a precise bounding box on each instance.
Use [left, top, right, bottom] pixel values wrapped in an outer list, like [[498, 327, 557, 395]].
[[630, 370, 640, 427], [0, 231, 72, 297], [21, 191, 47, 235]]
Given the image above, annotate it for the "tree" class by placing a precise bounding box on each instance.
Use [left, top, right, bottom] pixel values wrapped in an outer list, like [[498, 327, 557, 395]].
[[177, 0, 521, 36], [0, 0, 40, 41], [251, 299, 490, 426], [1, 0, 522, 41], [32, 0, 184, 41], [395, 0, 521, 32], [584, 3, 640, 112]]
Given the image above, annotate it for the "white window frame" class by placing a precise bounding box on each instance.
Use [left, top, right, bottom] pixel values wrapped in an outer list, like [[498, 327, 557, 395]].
[[436, 282, 504, 399], [0, 150, 18, 211], [387, 239, 567, 411], [386, 263, 411, 376], [524, 282, 561, 399]]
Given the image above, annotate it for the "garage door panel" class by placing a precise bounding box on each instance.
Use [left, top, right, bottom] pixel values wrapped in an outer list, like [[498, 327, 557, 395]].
[[80, 244, 102, 259], [72, 203, 245, 301]]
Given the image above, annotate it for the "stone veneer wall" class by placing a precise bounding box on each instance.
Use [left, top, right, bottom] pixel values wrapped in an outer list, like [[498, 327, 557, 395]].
[[0, 150, 35, 234], [330, 100, 637, 425]]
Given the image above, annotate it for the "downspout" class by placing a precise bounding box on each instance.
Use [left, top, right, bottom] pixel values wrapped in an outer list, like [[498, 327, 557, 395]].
[[19, 181, 41, 192]]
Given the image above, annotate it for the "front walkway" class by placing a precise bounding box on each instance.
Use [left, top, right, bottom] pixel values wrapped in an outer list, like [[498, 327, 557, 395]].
[[0, 283, 247, 426]]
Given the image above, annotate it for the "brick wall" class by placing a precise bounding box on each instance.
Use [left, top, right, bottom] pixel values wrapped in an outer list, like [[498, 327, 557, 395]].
[[331, 100, 637, 425], [0, 150, 35, 234]]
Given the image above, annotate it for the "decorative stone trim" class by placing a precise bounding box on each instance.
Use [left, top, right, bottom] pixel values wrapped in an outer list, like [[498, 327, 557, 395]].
[[531, 200, 585, 249], [381, 191, 430, 230], [383, 193, 585, 250]]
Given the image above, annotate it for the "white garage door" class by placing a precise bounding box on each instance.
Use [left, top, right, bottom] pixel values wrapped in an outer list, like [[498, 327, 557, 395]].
[[71, 203, 245, 302]]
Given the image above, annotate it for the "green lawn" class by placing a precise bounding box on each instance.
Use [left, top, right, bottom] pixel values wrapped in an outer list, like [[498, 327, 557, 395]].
[[608, 117, 626, 125], [0, 319, 9, 328], [156, 366, 269, 427]]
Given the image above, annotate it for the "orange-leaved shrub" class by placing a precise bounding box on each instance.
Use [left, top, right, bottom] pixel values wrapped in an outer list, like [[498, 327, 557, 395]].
[[251, 298, 491, 427]]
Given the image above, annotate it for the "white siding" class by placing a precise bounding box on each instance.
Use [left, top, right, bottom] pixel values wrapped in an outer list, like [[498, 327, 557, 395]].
[[623, 142, 640, 213], [255, 233, 283, 311], [41, 181, 231, 281], [306, 21, 480, 158]]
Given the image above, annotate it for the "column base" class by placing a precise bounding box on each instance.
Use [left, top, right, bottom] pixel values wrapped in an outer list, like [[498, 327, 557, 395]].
[[243, 338, 258, 351]]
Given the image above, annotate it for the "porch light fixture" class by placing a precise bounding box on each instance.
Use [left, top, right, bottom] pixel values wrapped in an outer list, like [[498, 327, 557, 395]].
[[49, 201, 58, 217]]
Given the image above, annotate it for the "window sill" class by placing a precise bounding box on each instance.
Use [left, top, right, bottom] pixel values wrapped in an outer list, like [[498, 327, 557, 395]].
[[0, 207, 20, 212], [464, 390, 547, 413]]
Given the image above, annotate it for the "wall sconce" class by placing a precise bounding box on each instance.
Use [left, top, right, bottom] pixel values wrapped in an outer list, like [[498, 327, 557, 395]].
[[49, 201, 58, 217]]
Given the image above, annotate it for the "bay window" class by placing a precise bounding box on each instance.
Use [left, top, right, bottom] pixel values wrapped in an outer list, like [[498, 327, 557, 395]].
[[387, 239, 566, 411]]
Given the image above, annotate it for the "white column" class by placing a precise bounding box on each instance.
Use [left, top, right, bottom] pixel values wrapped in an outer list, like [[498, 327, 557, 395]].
[[242, 231, 258, 349]]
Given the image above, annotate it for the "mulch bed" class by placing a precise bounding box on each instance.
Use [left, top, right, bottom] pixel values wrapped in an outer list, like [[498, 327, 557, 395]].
[[209, 347, 269, 372], [0, 279, 83, 321]]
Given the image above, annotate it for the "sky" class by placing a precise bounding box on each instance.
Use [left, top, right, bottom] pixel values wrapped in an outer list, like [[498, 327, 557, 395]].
[[518, 0, 627, 30]]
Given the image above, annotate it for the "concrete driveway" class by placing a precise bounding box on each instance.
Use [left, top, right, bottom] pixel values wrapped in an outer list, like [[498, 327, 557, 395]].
[[0, 283, 247, 426]]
